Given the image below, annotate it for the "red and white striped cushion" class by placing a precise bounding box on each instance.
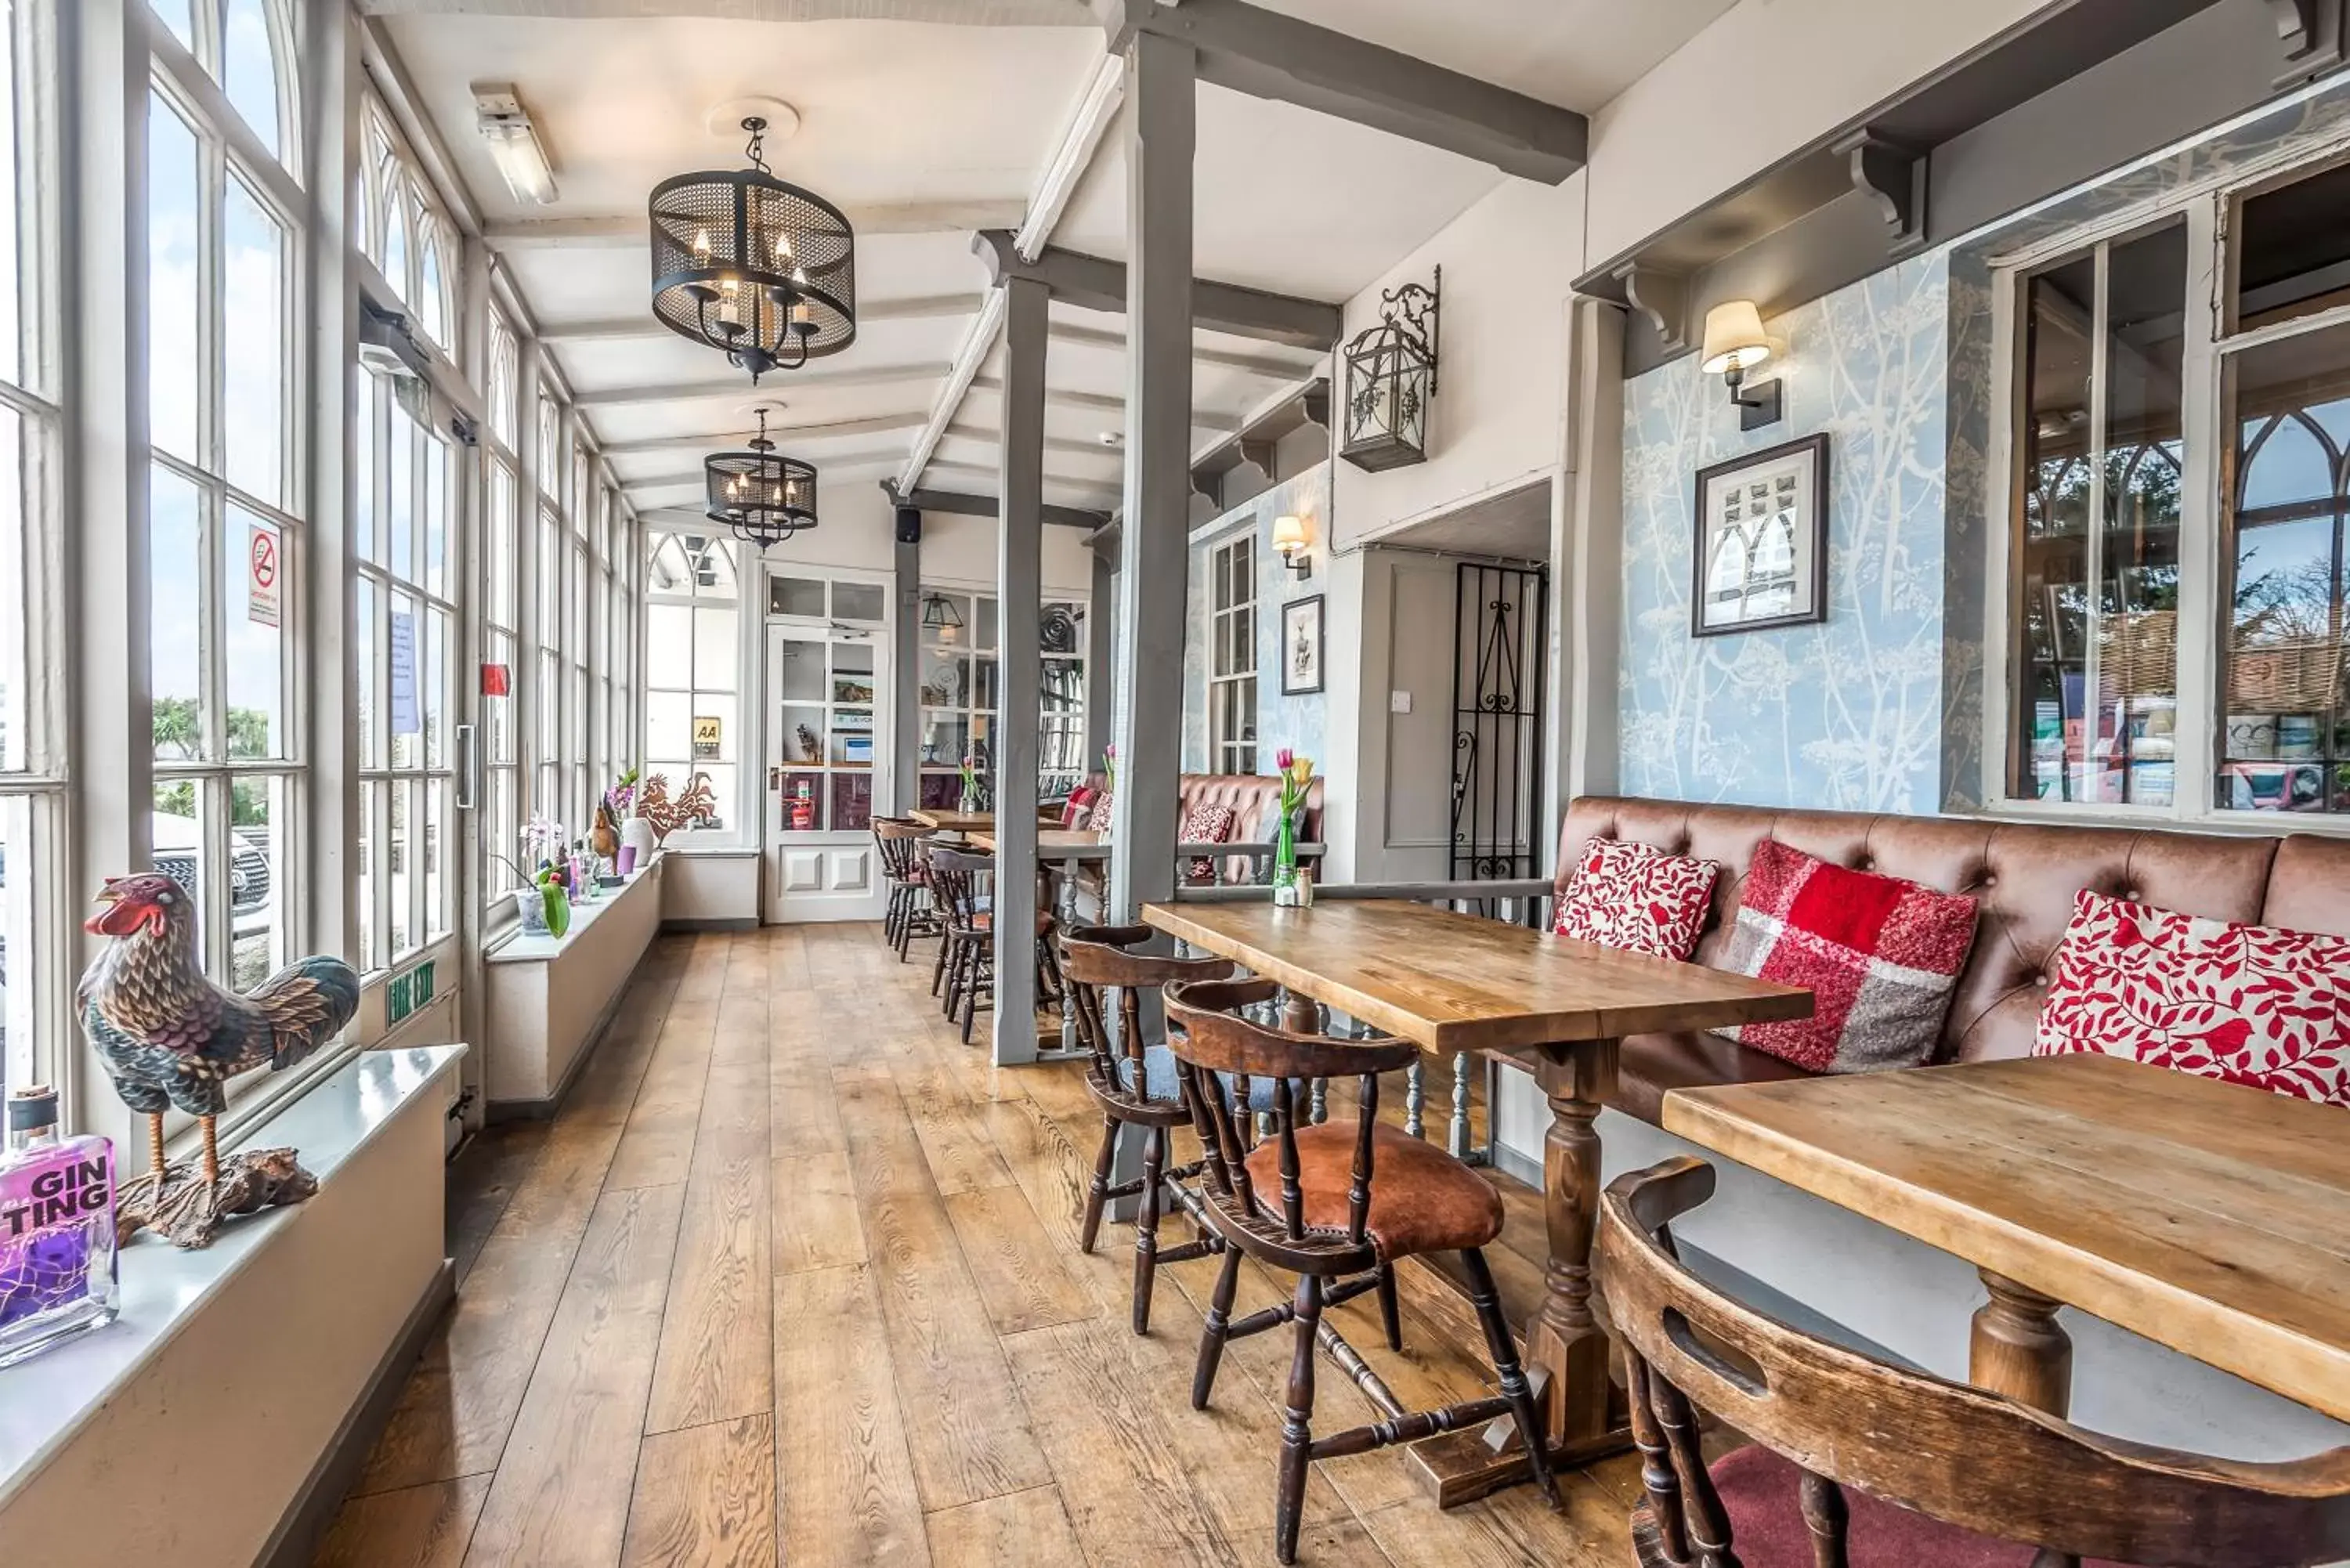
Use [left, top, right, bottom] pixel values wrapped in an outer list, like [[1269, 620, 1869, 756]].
[[2035, 890, 2350, 1107], [1553, 838, 1719, 962]]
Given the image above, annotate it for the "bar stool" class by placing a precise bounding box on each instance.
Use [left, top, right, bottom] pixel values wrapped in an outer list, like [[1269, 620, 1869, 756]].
[[873, 817, 940, 960], [1164, 976, 1560, 1564]]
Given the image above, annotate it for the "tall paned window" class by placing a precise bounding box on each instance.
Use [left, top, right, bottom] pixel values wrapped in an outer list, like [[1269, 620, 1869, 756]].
[[482, 311, 521, 898], [568, 441, 591, 828], [1209, 533, 1259, 775], [645, 532, 739, 833], [355, 372, 457, 968], [0, 0, 61, 1103], [2001, 150, 2350, 822], [916, 587, 995, 807], [147, 5, 306, 992]]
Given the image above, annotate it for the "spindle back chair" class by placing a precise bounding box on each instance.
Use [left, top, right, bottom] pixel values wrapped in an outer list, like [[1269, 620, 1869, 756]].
[[1598, 1155, 2350, 1568]]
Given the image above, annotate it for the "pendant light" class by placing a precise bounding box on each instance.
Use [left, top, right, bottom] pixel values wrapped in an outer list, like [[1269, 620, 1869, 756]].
[[705, 407, 817, 548]]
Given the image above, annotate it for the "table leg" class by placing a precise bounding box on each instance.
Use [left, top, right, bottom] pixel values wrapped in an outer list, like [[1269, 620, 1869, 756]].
[[1970, 1269, 2072, 1416], [1282, 989, 1322, 1035], [1403, 1037, 1629, 1506]]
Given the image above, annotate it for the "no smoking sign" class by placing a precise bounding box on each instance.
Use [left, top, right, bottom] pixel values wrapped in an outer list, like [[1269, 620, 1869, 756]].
[[248, 523, 281, 628]]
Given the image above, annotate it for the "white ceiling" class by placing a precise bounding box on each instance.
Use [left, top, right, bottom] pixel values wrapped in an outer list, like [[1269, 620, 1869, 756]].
[[378, 2, 1734, 525]]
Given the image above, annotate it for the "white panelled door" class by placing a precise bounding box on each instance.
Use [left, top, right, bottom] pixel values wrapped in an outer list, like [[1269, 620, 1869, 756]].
[[765, 570, 890, 923]]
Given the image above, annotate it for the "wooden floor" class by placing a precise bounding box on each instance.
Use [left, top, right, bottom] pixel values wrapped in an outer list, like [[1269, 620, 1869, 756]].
[[316, 925, 1640, 1567]]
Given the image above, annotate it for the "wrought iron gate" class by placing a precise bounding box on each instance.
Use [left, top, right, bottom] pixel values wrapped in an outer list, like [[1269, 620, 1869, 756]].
[[1448, 562, 1548, 920]]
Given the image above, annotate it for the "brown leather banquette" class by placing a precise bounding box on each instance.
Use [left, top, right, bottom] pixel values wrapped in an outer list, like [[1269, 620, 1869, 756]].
[[1082, 771, 1325, 844], [1556, 795, 2350, 1125]]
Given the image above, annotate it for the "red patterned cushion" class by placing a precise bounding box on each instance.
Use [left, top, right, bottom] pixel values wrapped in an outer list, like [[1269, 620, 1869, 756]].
[[1061, 785, 1096, 828], [1179, 802, 1237, 886], [1711, 840, 1978, 1074], [1087, 788, 1115, 833], [1553, 838, 1719, 961], [2035, 890, 2350, 1107]]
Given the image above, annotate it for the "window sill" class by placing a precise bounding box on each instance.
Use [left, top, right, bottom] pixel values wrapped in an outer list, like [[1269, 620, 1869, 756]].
[[0, 1043, 466, 1509], [1961, 797, 2350, 839], [486, 855, 663, 966]]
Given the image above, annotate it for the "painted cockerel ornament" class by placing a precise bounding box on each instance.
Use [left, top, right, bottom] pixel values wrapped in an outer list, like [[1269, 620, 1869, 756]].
[[78, 873, 361, 1248]]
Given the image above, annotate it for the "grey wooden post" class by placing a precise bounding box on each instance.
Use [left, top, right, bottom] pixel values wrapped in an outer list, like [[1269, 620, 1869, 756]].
[[893, 513, 920, 815], [1085, 544, 1114, 776], [991, 274, 1049, 1065], [1106, 27, 1195, 924]]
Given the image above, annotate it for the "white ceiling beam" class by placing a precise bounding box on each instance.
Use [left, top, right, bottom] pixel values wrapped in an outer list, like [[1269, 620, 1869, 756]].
[[622, 447, 919, 494], [944, 421, 1118, 461], [483, 203, 1025, 248], [602, 413, 928, 458], [898, 53, 1125, 493], [540, 296, 972, 344], [574, 363, 951, 408]]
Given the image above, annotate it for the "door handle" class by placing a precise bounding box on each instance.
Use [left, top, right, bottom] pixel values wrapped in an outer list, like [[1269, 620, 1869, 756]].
[[455, 723, 479, 810]]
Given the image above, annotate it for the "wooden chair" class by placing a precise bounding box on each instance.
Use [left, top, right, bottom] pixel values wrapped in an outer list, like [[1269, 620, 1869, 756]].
[[1059, 925, 1237, 1334], [873, 817, 941, 961], [928, 845, 1059, 1046], [1597, 1155, 2350, 1568], [1162, 976, 1560, 1564]]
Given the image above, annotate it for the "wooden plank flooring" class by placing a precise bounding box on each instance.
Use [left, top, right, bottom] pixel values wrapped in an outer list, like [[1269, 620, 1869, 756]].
[[319, 925, 1635, 1567]]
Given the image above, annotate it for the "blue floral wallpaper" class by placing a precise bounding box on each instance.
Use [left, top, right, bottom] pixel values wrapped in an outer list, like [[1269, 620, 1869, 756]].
[[1618, 249, 1957, 814], [1184, 463, 1331, 775]]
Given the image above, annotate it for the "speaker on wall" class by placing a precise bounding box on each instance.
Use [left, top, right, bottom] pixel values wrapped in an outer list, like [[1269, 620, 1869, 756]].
[[895, 506, 921, 545]]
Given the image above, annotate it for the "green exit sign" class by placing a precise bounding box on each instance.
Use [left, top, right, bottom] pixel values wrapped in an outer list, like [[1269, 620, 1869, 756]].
[[386, 959, 437, 1028]]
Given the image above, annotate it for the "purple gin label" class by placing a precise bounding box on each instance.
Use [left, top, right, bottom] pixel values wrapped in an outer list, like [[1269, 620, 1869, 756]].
[[0, 1147, 113, 1329]]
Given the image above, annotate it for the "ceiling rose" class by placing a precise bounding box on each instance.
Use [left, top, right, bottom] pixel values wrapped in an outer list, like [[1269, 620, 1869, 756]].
[[649, 115, 855, 383]]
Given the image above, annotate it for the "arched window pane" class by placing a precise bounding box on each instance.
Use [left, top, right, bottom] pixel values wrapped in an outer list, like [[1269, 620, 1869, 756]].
[[154, 0, 196, 54], [2240, 414, 2335, 515], [381, 190, 408, 303], [221, 0, 281, 162], [418, 233, 446, 345]]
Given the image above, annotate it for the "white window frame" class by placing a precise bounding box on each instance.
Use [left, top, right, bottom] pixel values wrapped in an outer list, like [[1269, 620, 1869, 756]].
[[643, 529, 743, 842], [1209, 531, 1258, 775], [1982, 119, 2350, 834]]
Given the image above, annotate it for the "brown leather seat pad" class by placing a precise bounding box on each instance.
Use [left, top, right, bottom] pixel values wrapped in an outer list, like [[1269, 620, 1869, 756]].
[[1611, 1030, 1814, 1127], [1243, 1122, 1504, 1262]]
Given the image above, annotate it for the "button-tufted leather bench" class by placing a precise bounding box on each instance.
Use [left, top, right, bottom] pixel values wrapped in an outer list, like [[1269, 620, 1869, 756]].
[[1079, 771, 1325, 884], [1542, 795, 2350, 1125]]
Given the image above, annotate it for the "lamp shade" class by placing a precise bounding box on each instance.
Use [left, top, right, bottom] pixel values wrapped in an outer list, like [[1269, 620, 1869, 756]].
[[1699, 301, 1773, 376], [1271, 513, 1309, 558]]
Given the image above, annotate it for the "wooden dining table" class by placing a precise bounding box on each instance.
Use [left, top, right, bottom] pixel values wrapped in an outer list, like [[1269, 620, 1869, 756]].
[[1141, 896, 1813, 1503], [1664, 1052, 2350, 1423], [908, 806, 996, 834]]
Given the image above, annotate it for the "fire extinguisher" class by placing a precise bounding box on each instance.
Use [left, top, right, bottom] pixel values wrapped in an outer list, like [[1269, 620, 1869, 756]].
[[789, 776, 815, 832]]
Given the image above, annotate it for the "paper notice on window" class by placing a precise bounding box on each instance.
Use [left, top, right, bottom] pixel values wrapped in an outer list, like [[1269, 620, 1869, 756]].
[[390, 611, 420, 735], [248, 523, 281, 628]]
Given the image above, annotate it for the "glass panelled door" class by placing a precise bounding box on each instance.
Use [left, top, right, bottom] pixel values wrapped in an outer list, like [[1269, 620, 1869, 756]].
[[766, 571, 889, 922]]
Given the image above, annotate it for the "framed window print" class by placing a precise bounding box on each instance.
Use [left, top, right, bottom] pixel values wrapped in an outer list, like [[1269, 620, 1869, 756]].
[[1281, 594, 1325, 695], [1690, 433, 1830, 637]]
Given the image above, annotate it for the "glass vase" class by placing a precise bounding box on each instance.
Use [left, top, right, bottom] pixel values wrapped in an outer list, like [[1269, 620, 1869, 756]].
[[1272, 811, 1300, 906]]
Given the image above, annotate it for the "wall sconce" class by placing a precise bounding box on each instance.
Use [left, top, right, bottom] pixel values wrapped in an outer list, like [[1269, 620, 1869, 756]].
[[1700, 300, 1782, 432], [1272, 512, 1313, 578]]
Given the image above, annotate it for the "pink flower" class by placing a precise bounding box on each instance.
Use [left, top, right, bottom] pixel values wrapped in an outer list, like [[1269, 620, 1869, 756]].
[[1275, 746, 1295, 771]]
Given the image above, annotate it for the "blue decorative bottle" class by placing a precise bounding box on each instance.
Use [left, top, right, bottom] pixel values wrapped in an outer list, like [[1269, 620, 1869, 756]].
[[0, 1086, 121, 1368]]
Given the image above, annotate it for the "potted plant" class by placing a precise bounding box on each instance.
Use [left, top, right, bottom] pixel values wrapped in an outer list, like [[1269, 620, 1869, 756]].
[[957, 753, 983, 814]]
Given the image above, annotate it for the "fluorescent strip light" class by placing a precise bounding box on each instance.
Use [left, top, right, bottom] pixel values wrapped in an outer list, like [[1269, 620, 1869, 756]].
[[473, 85, 557, 206]]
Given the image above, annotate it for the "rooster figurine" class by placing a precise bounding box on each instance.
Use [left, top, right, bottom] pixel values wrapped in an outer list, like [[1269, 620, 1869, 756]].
[[77, 873, 362, 1248]]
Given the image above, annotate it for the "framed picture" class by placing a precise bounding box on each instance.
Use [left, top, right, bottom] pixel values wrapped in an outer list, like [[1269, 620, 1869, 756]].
[[1690, 432, 1830, 638], [1281, 594, 1325, 695]]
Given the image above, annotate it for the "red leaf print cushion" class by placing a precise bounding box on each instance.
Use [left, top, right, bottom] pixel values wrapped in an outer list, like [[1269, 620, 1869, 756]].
[[1177, 802, 1236, 887], [1553, 838, 1719, 962], [2035, 890, 2350, 1107]]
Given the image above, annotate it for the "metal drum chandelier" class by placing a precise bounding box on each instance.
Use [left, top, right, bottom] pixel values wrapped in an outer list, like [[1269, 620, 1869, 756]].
[[649, 115, 856, 383], [705, 407, 818, 548]]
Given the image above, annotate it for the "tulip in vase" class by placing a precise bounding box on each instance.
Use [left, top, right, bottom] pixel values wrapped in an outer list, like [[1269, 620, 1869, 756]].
[[1272, 749, 1312, 907]]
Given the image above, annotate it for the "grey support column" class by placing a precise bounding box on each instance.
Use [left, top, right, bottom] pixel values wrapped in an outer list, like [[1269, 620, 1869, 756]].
[[893, 508, 921, 815], [991, 274, 1050, 1065], [1107, 29, 1196, 923], [1085, 543, 1114, 771]]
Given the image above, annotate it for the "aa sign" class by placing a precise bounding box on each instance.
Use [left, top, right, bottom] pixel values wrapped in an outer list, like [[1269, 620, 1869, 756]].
[[248, 524, 281, 627], [692, 715, 721, 757]]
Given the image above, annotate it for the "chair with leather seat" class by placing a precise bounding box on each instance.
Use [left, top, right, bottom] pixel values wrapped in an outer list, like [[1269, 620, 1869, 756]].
[[1162, 975, 1560, 1564], [1598, 1154, 2350, 1568]]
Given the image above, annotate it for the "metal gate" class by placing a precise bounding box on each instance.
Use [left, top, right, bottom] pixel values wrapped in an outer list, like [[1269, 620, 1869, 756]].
[[1448, 562, 1548, 919]]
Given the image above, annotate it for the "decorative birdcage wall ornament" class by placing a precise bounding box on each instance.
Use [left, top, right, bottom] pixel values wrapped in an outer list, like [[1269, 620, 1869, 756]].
[[705, 406, 817, 548], [649, 115, 855, 383], [1340, 266, 1440, 473]]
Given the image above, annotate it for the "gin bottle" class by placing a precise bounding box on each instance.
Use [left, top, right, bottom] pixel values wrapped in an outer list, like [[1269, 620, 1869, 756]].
[[0, 1086, 120, 1368]]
